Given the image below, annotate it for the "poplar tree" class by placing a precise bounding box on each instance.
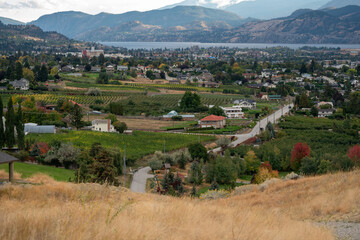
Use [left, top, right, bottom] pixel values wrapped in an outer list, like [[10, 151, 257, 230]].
[[0, 97, 4, 149], [5, 98, 15, 148], [15, 103, 25, 150]]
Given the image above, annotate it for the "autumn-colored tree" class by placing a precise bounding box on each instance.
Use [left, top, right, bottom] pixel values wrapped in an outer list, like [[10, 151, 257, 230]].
[[291, 142, 310, 170], [347, 145, 360, 167]]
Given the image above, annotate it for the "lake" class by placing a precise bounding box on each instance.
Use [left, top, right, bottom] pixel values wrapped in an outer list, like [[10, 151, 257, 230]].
[[101, 42, 360, 50]]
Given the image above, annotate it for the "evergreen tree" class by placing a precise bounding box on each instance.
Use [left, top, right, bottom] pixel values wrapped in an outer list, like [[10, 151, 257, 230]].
[[5, 98, 15, 148], [15, 103, 24, 150], [15, 61, 23, 80], [0, 97, 4, 149], [90, 149, 118, 185], [189, 161, 203, 185], [39, 65, 48, 82], [69, 104, 83, 129]]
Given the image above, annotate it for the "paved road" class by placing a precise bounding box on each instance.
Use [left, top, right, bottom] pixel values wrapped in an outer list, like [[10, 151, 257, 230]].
[[212, 104, 294, 153], [130, 166, 154, 193]]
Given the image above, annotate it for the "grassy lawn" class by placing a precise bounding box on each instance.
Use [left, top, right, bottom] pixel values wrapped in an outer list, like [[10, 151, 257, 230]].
[[27, 131, 215, 161], [0, 162, 74, 181], [160, 121, 198, 130]]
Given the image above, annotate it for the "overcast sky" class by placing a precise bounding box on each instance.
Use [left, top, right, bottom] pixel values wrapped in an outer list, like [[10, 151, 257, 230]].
[[0, 0, 189, 22]]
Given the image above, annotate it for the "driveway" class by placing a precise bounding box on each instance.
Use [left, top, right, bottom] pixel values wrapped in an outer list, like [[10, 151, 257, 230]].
[[130, 166, 154, 193]]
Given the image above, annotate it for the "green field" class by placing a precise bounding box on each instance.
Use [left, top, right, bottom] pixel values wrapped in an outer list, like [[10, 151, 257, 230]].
[[27, 131, 215, 160], [0, 162, 74, 181]]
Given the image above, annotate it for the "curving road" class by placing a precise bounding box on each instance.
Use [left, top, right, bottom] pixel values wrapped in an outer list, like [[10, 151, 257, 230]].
[[130, 166, 154, 193], [212, 104, 294, 153]]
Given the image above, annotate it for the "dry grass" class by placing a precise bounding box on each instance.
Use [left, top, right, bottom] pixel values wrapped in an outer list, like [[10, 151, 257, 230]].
[[2, 171, 359, 240]]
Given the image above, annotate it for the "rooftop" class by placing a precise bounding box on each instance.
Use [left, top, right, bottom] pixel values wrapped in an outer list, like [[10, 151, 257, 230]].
[[201, 115, 226, 121]]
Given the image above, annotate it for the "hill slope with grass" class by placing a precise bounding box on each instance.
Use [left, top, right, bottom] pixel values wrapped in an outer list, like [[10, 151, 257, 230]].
[[1, 170, 359, 239]]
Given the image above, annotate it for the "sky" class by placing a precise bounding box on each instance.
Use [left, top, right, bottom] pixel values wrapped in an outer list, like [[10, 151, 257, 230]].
[[0, 0, 186, 22]]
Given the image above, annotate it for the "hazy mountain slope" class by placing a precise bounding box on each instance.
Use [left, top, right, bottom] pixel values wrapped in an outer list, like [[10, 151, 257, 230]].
[[0, 16, 24, 25], [224, 0, 330, 19], [30, 6, 244, 38], [321, 0, 360, 9]]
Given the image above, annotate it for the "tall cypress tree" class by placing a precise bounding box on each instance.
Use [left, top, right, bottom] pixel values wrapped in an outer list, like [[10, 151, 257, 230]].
[[5, 98, 15, 148], [0, 97, 4, 149], [15, 103, 25, 150]]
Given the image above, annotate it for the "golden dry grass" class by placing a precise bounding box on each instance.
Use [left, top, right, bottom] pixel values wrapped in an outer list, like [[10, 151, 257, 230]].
[[1, 170, 359, 240]]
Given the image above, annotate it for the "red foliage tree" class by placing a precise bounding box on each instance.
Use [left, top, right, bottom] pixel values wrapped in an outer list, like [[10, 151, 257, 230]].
[[290, 142, 310, 170], [347, 145, 360, 166], [260, 161, 273, 171]]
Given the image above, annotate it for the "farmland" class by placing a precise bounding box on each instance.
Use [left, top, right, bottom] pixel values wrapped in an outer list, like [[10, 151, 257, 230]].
[[27, 131, 215, 162]]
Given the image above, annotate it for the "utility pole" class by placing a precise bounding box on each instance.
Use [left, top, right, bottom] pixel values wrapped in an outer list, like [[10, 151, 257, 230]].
[[163, 139, 166, 153], [123, 145, 126, 187]]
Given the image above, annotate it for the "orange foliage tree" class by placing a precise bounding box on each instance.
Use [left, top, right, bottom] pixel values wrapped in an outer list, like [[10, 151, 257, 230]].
[[291, 142, 310, 170]]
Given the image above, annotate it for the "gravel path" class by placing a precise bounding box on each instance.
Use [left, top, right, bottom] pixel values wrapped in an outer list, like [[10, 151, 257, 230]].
[[318, 222, 360, 240], [130, 167, 154, 193]]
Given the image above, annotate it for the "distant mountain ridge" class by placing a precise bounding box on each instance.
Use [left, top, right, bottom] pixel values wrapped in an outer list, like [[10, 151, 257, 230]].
[[162, 0, 331, 19], [0, 17, 24, 25], [30, 6, 245, 39], [321, 0, 360, 9]]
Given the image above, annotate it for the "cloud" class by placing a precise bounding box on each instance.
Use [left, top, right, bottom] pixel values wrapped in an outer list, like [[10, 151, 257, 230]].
[[0, 0, 55, 9]]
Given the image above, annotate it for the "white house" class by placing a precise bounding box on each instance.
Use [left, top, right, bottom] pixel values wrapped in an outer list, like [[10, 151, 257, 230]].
[[9, 78, 29, 90], [92, 119, 116, 132], [318, 109, 334, 118], [221, 105, 244, 119], [233, 99, 257, 109]]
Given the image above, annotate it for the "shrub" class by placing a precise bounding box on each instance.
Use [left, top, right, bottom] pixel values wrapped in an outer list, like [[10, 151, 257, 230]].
[[216, 137, 231, 150], [300, 157, 319, 175], [254, 163, 279, 184], [113, 122, 127, 133], [174, 149, 192, 169], [317, 159, 332, 174], [200, 189, 230, 200], [244, 150, 261, 174], [290, 142, 310, 171], [188, 143, 208, 162], [347, 145, 360, 167], [149, 159, 163, 171]]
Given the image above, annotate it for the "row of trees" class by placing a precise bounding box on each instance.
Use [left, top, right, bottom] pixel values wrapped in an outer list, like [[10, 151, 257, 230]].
[[0, 98, 24, 149]]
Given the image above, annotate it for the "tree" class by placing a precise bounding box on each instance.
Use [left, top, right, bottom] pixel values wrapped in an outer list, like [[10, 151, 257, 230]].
[[346, 92, 360, 115], [216, 137, 231, 150], [15, 61, 23, 80], [15, 104, 25, 150], [69, 104, 83, 129], [85, 64, 91, 72], [291, 142, 310, 171], [298, 93, 310, 108], [113, 152, 123, 176], [45, 143, 81, 169], [189, 161, 203, 185], [347, 145, 360, 167], [90, 148, 118, 185], [300, 157, 319, 175], [188, 143, 208, 162], [208, 106, 225, 116], [174, 149, 191, 169], [97, 72, 109, 84], [310, 106, 318, 117], [39, 65, 48, 82], [300, 62, 307, 74], [98, 53, 105, 66], [74, 151, 93, 183], [213, 156, 237, 184], [180, 91, 201, 112], [244, 150, 261, 174], [113, 122, 127, 133], [5, 98, 15, 148], [22, 68, 35, 83], [0, 97, 4, 149], [50, 67, 59, 76]]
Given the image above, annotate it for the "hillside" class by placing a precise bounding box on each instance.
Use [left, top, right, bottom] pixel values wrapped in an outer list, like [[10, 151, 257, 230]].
[[0, 21, 78, 51], [220, 5, 360, 44], [1, 169, 359, 239], [161, 0, 330, 19], [30, 6, 245, 39], [321, 0, 360, 9], [0, 17, 24, 25]]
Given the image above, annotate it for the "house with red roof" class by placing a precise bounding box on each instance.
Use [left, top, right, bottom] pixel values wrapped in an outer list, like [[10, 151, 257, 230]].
[[200, 115, 226, 129]]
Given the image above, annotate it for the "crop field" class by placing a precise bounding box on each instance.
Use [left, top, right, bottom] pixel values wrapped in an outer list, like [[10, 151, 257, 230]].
[[0, 93, 125, 105], [126, 83, 222, 92], [27, 131, 215, 161]]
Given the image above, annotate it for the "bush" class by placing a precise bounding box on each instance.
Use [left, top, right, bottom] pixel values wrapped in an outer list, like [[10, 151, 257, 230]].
[[199, 189, 230, 200], [254, 167, 279, 184], [300, 157, 319, 175], [174, 149, 192, 169], [113, 122, 127, 133], [317, 159, 332, 174], [216, 137, 231, 150], [149, 159, 163, 171], [188, 143, 208, 162], [290, 142, 310, 171], [244, 150, 261, 174]]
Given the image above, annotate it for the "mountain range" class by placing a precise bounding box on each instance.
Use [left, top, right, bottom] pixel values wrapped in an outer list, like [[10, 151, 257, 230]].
[[0, 17, 24, 25], [29, 6, 247, 39]]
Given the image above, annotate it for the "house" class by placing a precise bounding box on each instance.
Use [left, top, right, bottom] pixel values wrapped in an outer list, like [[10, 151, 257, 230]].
[[318, 109, 334, 118], [260, 92, 269, 100], [117, 65, 128, 71], [197, 72, 214, 82], [106, 65, 115, 73], [317, 101, 334, 109], [24, 123, 55, 134], [202, 81, 220, 88], [233, 99, 257, 109], [92, 119, 116, 132], [221, 106, 244, 119], [61, 65, 74, 72], [83, 47, 104, 58], [200, 115, 226, 129], [91, 66, 101, 73], [9, 78, 29, 91]]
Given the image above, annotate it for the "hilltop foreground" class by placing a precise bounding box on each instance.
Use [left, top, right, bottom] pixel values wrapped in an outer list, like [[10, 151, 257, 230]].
[[0, 170, 359, 240]]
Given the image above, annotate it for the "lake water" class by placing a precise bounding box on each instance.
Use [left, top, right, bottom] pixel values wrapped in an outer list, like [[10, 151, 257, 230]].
[[102, 42, 360, 50]]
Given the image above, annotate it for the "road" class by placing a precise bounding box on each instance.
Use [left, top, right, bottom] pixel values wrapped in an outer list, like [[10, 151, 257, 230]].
[[130, 166, 154, 193], [212, 104, 294, 153]]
